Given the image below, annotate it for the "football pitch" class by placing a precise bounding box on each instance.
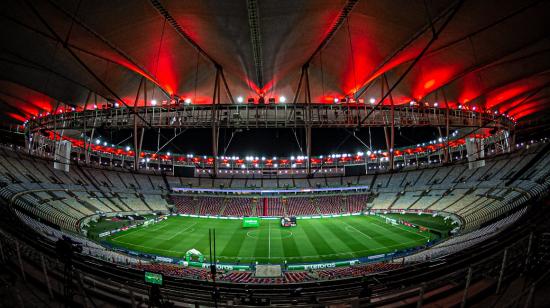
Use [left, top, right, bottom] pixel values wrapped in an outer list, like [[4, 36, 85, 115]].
[[103, 215, 449, 264]]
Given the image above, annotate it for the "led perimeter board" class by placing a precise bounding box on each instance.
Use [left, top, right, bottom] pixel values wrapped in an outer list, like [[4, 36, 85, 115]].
[[243, 217, 260, 228], [144, 271, 163, 285], [281, 216, 297, 227]]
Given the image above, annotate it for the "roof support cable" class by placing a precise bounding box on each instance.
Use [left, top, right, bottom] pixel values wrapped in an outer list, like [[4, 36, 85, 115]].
[[222, 130, 238, 157], [63, 0, 82, 45], [292, 128, 304, 155], [353, 1, 459, 99], [152, 17, 167, 103], [346, 16, 358, 99], [310, 130, 353, 176], [423, 0, 437, 38], [320, 51, 326, 98], [24, 0, 154, 128], [46, 0, 170, 98], [194, 51, 200, 103], [149, 0, 219, 67], [358, 0, 464, 126]]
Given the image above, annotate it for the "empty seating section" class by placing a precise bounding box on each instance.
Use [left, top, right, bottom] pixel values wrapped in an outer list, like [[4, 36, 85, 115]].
[[197, 197, 223, 215], [285, 197, 318, 216], [172, 194, 369, 217], [345, 194, 368, 213], [223, 198, 254, 216], [373, 174, 391, 188], [391, 192, 419, 209], [266, 198, 286, 216], [174, 196, 197, 214], [371, 193, 396, 209], [143, 195, 169, 211], [0, 142, 548, 246], [315, 196, 345, 214], [410, 194, 441, 210]]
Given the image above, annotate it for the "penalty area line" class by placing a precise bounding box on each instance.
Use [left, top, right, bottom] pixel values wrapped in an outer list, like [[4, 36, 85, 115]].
[[164, 222, 197, 241], [342, 221, 372, 239]]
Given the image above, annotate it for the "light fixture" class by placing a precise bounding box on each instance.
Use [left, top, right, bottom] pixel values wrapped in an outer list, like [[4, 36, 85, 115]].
[[279, 96, 286, 103], [237, 96, 244, 103], [369, 98, 376, 104], [184, 98, 192, 104], [334, 98, 339, 103], [114, 102, 120, 108], [151, 100, 157, 106], [125, 146, 131, 151], [434, 102, 439, 107]]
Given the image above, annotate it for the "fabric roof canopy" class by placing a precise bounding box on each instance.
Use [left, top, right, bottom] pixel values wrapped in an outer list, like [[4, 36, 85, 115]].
[[0, 0, 549, 125]]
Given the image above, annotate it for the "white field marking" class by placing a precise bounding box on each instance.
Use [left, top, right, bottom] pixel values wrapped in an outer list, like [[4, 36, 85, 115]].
[[111, 236, 421, 261], [155, 228, 196, 240], [110, 240, 183, 254], [246, 230, 293, 240], [368, 216, 431, 239], [342, 221, 372, 239], [110, 220, 172, 241], [214, 239, 422, 260], [164, 222, 197, 241], [268, 220, 271, 260]]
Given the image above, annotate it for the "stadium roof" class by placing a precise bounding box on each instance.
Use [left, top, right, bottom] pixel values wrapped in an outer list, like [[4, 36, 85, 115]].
[[1, 0, 549, 125]]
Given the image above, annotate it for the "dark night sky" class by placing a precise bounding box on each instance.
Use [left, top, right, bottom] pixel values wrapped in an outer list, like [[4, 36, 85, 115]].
[[94, 127, 440, 156]]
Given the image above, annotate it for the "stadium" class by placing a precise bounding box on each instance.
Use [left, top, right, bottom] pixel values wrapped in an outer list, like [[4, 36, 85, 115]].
[[0, 0, 549, 307]]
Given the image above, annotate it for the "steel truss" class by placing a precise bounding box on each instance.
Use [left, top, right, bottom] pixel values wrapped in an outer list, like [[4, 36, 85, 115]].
[[28, 104, 513, 131]]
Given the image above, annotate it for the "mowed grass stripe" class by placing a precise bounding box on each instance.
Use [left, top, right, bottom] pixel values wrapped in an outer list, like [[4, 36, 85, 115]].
[[322, 219, 372, 257], [280, 227, 301, 261], [366, 216, 429, 242], [252, 222, 269, 262], [219, 227, 246, 259], [349, 218, 411, 249], [363, 216, 429, 250], [103, 215, 449, 263], [313, 219, 361, 257], [300, 220, 337, 259]]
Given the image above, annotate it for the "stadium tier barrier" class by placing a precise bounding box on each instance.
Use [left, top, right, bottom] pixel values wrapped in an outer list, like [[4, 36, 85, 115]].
[[0, 141, 549, 282]]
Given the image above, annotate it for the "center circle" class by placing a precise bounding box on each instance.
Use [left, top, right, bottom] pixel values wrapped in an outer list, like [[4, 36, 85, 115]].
[[246, 229, 294, 240]]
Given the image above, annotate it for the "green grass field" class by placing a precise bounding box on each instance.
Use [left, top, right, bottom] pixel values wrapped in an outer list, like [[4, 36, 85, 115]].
[[99, 214, 450, 264]]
